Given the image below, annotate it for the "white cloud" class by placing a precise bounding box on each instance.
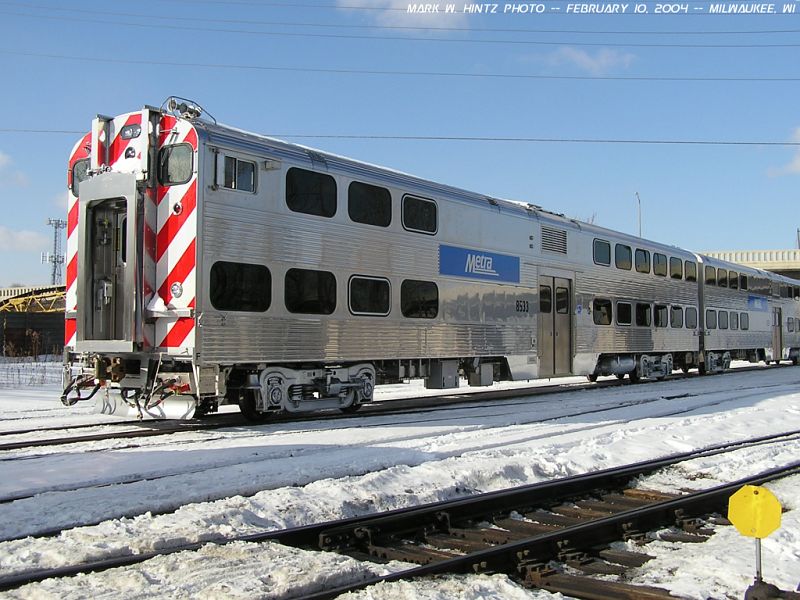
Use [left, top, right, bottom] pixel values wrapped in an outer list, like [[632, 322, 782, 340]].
[[336, 0, 468, 29], [0, 151, 29, 187], [0, 226, 49, 252], [767, 127, 800, 177], [540, 46, 636, 76]]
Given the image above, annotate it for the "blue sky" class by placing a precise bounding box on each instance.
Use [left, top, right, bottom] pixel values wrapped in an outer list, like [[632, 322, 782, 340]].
[[0, 0, 799, 286]]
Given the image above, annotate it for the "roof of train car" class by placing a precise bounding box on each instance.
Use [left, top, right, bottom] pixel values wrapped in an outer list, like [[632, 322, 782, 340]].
[[196, 118, 698, 258]]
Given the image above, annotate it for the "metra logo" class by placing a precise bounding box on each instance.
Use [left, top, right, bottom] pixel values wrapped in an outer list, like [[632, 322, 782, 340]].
[[465, 253, 499, 277]]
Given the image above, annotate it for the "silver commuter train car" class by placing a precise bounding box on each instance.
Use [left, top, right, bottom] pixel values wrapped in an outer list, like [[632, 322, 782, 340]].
[[61, 99, 800, 419]]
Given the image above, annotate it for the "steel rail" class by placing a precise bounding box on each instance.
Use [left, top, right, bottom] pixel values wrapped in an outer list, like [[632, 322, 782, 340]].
[[0, 362, 788, 453], [0, 431, 797, 592]]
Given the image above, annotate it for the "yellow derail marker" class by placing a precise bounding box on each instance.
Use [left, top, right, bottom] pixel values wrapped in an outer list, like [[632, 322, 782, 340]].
[[727, 485, 786, 598]]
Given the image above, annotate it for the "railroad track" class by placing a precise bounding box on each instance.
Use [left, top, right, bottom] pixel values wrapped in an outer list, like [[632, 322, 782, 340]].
[[0, 362, 793, 453], [1, 431, 798, 596]]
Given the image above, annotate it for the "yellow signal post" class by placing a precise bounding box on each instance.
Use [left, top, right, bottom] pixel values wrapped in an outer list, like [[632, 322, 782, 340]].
[[727, 485, 783, 594]]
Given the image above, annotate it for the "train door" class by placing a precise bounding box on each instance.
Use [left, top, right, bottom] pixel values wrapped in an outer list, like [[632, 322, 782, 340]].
[[539, 276, 572, 376], [772, 306, 783, 361], [88, 200, 127, 340]]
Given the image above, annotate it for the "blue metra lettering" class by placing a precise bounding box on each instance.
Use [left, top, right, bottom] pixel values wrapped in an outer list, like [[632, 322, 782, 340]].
[[440, 244, 520, 283]]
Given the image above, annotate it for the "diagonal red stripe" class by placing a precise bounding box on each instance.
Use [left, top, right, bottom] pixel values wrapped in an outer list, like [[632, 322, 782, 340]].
[[158, 115, 177, 147], [65, 254, 78, 290], [64, 318, 77, 346], [160, 317, 194, 348], [158, 239, 196, 305], [156, 180, 197, 263], [67, 201, 79, 237], [108, 114, 141, 167]]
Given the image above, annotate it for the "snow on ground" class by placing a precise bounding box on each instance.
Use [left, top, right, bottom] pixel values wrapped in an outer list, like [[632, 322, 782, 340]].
[[0, 362, 799, 599]]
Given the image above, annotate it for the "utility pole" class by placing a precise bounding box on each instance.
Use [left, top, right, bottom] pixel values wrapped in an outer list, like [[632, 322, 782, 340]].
[[41, 218, 67, 285], [635, 192, 642, 237]]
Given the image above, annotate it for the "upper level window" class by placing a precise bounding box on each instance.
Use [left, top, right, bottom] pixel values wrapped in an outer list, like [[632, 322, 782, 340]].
[[685, 261, 697, 282], [223, 155, 256, 192], [210, 261, 270, 312], [402, 195, 437, 234], [71, 158, 90, 195], [635, 249, 650, 274], [615, 244, 632, 270], [593, 298, 612, 325], [636, 303, 651, 327], [348, 181, 391, 227], [717, 268, 728, 288], [401, 279, 438, 318], [705, 266, 717, 286], [593, 239, 611, 266], [285, 268, 336, 315], [349, 276, 390, 316], [653, 253, 667, 277], [158, 143, 193, 186], [286, 167, 336, 218], [669, 257, 683, 280]]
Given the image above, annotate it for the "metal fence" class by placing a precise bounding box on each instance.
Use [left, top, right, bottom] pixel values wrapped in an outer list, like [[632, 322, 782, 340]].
[[0, 355, 62, 387]]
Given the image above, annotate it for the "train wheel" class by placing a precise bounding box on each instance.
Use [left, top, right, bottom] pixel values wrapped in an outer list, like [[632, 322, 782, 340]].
[[616, 374, 625, 380], [587, 374, 598, 382], [628, 369, 641, 383], [793, 356, 799, 366], [340, 402, 363, 414], [238, 390, 272, 423]]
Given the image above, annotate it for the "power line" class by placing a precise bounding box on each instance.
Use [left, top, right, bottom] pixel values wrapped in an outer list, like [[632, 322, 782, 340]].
[[2, 49, 799, 82], [1, 128, 798, 146], [1, 1, 796, 35], [2, 9, 800, 47]]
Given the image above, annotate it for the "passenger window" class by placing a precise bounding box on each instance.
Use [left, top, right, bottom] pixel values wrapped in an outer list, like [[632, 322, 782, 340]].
[[685, 261, 697, 282], [158, 143, 193, 186], [285, 268, 336, 314], [636, 303, 651, 327], [719, 310, 729, 329], [670, 306, 684, 328], [789, 317, 795, 332], [348, 181, 391, 227], [740, 275, 748, 290], [741, 312, 749, 330], [731, 312, 739, 330], [540, 286, 552, 314], [718, 268, 728, 288], [615, 244, 632, 270], [635, 249, 650, 274], [616, 302, 632, 326], [349, 276, 390, 316], [686, 307, 698, 329], [223, 156, 256, 192], [555, 287, 569, 314], [210, 261, 270, 312], [706, 309, 717, 329], [402, 195, 437, 234], [593, 298, 612, 325], [653, 253, 667, 277], [286, 167, 337, 217], [654, 304, 668, 327], [401, 280, 438, 318], [593, 239, 611, 266], [705, 266, 716, 286], [729, 271, 738, 290], [669, 257, 682, 280], [71, 158, 90, 195]]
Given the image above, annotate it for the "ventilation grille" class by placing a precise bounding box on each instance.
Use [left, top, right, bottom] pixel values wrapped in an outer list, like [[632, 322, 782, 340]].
[[541, 226, 568, 254]]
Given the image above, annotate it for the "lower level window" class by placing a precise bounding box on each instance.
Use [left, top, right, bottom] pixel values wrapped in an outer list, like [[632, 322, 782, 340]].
[[349, 276, 390, 315], [741, 312, 749, 330], [285, 268, 336, 314], [636, 303, 651, 327], [593, 299, 612, 325], [686, 307, 698, 329], [706, 309, 717, 329], [401, 280, 438, 318], [210, 261, 270, 312]]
